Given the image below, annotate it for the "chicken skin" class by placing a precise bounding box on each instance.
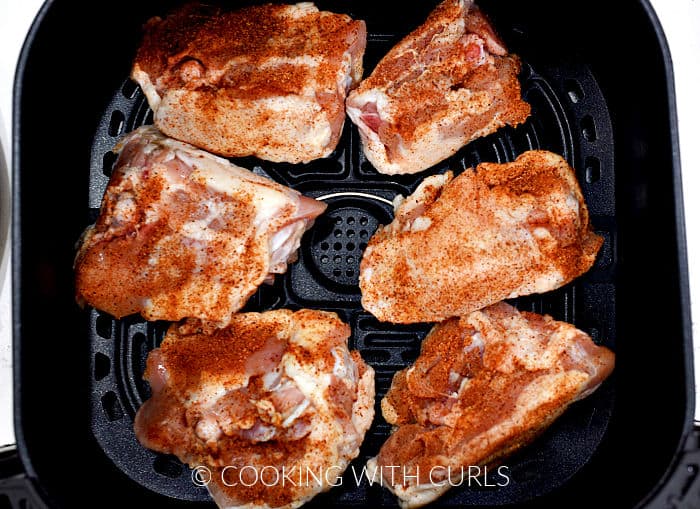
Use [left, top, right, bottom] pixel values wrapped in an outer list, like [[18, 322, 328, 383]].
[[346, 0, 530, 174], [135, 309, 375, 509], [369, 302, 614, 508], [360, 150, 602, 323], [75, 126, 326, 326], [132, 2, 366, 163]]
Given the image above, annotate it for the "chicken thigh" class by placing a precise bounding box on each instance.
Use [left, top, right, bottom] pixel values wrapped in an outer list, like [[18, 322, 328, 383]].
[[135, 309, 375, 509], [75, 126, 325, 326], [132, 2, 366, 163], [360, 150, 602, 323], [346, 0, 530, 174], [370, 302, 614, 508]]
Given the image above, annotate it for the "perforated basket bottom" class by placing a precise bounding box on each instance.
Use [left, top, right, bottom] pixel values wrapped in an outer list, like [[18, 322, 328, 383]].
[[87, 35, 616, 506]]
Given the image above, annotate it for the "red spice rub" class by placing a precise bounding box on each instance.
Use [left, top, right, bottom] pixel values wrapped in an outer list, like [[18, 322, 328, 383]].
[[135, 309, 375, 509], [132, 3, 367, 162], [373, 302, 615, 506], [359, 150, 603, 323]]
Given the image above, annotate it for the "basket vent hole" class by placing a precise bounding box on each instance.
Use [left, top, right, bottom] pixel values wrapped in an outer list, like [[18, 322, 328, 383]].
[[347, 216, 355, 225], [0, 495, 10, 509], [109, 110, 125, 137], [581, 115, 597, 142], [333, 269, 341, 277], [320, 242, 329, 251], [360, 230, 369, 239], [320, 255, 329, 263], [333, 242, 342, 251], [347, 229, 355, 238], [103, 151, 118, 177], [360, 242, 368, 251], [334, 229, 342, 238], [96, 314, 113, 339], [94, 353, 111, 381], [347, 255, 355, 264], [347, 242, 355, 251], [565, 79, 584, 104], [154, 455, 183, 478], [585, 156, 601, 184], [101, 391, 124, 421], [359, 217, 368, 226], [122, 80, 139, 99], [346, 269, 354, 277]]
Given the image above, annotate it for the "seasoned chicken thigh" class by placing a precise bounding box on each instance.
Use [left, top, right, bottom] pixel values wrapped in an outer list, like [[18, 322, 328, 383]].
[[132, 2, 366, 163], [360, 150, 602, 323], [346, 0, 530, 174], [370, 302, 615, 508], [135, 309, 375, 509], [75, 126, 325, 326]]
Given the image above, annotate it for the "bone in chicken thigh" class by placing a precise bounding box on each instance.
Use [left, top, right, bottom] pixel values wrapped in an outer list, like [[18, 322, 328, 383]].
[[346, 0, 530, 174], [135, 309, 375, 509], [75, 126, 326, 326], [360, 150, 602, 323], [370, 302, 615, 508], [132, 2, 366, 163]]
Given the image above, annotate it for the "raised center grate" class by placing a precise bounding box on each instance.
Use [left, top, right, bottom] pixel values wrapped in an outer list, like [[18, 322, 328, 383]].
[[87, 33, 616, 507], [309, 194, 393, 289]]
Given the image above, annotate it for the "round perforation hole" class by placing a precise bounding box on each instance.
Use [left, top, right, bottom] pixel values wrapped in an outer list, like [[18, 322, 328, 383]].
[[581, 115, 597, 142], [101, 391, 124, 422], [309, 199, 390, 287], [103, 151, 118, 177]]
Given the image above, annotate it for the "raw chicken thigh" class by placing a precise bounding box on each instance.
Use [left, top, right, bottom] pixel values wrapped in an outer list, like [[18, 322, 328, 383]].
[[132, 2, 366, 163], [347, 0, 530, 174], [360, 150, 602, 323], [370, 302, 614, 508], [135, 309, 375, 509], [75, 126, 325, 326]]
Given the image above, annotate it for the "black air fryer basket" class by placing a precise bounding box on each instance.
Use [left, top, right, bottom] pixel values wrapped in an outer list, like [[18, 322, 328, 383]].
[[3, 0, 697, 508]]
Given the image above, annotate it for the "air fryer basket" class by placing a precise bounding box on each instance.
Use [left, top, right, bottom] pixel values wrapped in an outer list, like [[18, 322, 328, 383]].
[[8, 0, 695, 508]]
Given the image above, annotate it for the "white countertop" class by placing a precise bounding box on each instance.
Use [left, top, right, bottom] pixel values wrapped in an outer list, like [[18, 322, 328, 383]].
[[0, 1, 699, 448], [0, 0, 42, 449]]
